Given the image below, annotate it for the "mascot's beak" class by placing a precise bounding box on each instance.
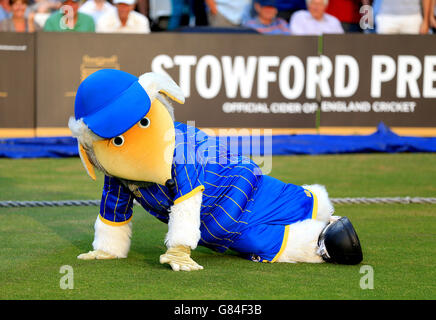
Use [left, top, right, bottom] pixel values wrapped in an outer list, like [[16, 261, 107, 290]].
[[91, 98, 176, 185]]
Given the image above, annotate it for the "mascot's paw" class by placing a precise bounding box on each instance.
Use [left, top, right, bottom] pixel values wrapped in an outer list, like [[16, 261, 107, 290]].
[[160, 245, 204, 271], [77, 250, 117, 260]]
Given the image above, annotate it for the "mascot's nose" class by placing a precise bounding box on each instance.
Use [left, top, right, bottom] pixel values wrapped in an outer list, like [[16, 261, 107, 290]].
[[165, 179, 176, 198]]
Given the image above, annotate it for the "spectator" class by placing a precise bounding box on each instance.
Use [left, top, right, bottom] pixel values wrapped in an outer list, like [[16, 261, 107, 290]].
[[326, 0, 371, 32], [136, 0, 148, 17], [96, 0, 150, 33], [205, 0, 251, 27], [30, 1, 62, 29], [0, 0, 11, 21], [147, 0, 170, 30], [363, 0, 380, 33], [148, 0, 207, 31], [167, 0, 208, 30], [289, 0, 344, 35], [191, 0, 208, 26], [375, 0, 431, 34], [79, 0, 116, 25], [43, 0, 95, 31], [242, 0, 290, 34], [31, 0, 61, 13], [431, 0, 436, 32], [0, 0, 38, 31], [167, 0, 189, 30]]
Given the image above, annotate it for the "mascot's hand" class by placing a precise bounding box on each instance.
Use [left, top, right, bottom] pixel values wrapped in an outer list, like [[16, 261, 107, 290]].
[[77, 250, 117, 260], [159, 245, 203, 271]]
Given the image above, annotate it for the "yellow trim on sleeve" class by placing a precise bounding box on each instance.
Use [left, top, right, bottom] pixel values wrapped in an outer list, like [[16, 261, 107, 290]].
[[173, 185, 205, 205], [310, 190, 318, 220], [303, 188, 318, 220], [270, 225, 291, 263], [99, 214, 132, 227]]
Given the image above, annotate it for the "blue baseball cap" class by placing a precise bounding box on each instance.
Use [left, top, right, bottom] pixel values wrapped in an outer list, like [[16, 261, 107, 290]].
[[74, 69, 151, 139]]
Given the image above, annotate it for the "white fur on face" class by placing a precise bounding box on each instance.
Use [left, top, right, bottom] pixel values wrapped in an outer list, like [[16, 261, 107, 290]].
[[68, 117, 109, 174], [68, 117, 103, 150]]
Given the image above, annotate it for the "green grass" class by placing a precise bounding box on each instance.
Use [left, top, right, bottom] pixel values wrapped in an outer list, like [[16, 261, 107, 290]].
[[0, 154, 435, 300]]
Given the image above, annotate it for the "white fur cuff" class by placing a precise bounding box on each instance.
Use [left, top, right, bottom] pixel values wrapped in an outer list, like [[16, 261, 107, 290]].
[[92, 216, 132, 258], [165, 192, 202, 249]]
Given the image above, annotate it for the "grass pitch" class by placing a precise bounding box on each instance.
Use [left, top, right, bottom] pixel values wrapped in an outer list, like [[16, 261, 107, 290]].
[[0, 154, 435, 300]]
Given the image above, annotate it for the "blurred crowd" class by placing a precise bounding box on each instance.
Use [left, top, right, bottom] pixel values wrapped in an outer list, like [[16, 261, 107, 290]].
[[0, 0, 435, 35]]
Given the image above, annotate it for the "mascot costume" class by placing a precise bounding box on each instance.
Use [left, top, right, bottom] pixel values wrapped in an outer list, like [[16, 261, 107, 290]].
[[69, 69, 363, 271]]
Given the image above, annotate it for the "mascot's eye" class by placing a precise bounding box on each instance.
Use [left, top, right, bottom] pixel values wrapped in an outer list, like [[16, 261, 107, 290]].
[[139, 117, 150, 128], [112, 135, 124, 147]]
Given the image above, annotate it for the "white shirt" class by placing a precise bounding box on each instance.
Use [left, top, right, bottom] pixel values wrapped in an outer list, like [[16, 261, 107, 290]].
[[289, 10, 344, 36], [215, 0, 251, 25], [97, 10, 150, 34], [79, 0, 117, 24], [378, 0, 421, 16]]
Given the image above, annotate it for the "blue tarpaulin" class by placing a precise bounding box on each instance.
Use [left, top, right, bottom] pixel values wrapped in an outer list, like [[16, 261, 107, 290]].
[[0, 123, 435, 159], [268, 122, 436, 155], [0, 136, 78, 158]]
